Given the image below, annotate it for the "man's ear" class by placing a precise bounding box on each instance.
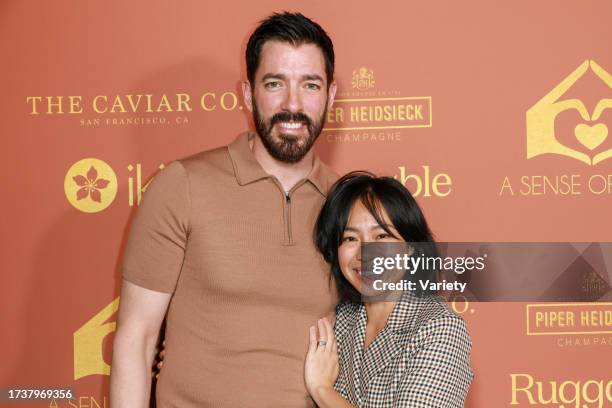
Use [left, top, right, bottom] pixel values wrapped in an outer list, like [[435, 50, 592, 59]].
[[242, 80, 253, 112], [327, 80, 338, 110]]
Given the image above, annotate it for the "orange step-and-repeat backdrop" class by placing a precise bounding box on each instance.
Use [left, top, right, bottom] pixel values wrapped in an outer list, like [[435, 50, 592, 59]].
[[1, 1, 611, 407]]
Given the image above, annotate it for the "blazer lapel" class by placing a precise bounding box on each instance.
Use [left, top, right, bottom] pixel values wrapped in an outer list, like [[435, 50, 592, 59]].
[[360, 326, 403, 386], [361, 297, 422, 387]]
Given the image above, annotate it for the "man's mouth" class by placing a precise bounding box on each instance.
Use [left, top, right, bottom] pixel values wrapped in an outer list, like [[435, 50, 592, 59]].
[[276, 121, 305, 131]]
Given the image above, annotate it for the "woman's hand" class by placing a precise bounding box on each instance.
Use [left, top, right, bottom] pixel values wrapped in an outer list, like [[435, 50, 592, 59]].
[[304, 317, 339, 399], [152, 340, 166, 380]]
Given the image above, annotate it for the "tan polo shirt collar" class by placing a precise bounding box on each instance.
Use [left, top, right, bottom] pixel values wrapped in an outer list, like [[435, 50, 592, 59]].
[[228, 131, 328, 195]]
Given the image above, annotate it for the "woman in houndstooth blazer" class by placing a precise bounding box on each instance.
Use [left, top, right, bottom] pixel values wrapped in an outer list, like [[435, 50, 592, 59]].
[[304, 172, 473, 407]]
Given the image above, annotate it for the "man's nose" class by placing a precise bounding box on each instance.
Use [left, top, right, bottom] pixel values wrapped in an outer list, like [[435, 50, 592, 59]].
[[280, 85, 303, 112]]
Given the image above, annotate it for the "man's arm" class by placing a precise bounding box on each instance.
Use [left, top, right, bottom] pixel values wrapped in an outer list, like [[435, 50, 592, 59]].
[[110, 280, 171, 408]]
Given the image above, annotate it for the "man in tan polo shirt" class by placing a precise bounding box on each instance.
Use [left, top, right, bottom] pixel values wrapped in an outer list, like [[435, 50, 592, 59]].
[[110, 12, 339, 407]]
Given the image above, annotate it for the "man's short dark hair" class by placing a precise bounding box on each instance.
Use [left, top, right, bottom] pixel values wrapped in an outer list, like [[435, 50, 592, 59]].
[[314, 171, 438, 303], [246, 12, 334, 87]]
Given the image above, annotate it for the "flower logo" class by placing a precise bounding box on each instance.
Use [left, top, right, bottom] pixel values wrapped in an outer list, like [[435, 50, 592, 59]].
[[73, 166, 110, 203], [64, 158, 117, 213]]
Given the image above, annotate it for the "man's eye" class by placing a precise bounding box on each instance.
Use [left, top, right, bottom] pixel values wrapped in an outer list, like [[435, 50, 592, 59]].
[[306, 83, 321, 90], [264, 82, 281, 89]]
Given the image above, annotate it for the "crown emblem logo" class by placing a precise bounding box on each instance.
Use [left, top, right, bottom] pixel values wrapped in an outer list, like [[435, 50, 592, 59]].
[[351, 67, 375, 90]]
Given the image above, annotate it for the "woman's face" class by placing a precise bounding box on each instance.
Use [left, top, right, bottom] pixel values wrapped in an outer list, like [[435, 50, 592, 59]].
[[338, 200, 404, 295]]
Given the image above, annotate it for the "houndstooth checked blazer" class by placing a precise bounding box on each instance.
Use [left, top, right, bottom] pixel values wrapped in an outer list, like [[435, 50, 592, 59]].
[[333, 294, 473, 407]]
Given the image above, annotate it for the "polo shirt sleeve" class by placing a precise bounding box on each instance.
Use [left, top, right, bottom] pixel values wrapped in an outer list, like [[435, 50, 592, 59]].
[[122, 161, 191, 294]]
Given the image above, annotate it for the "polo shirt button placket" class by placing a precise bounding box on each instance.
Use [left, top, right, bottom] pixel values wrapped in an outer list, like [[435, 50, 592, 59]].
[[283, 192, 293, 246]]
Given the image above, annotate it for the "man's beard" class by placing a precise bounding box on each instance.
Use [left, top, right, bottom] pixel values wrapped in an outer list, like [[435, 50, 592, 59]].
[[253, 101, 327, 163]]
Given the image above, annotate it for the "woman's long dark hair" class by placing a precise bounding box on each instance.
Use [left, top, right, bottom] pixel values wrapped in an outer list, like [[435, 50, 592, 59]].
[[314, 171, 437, 303]]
